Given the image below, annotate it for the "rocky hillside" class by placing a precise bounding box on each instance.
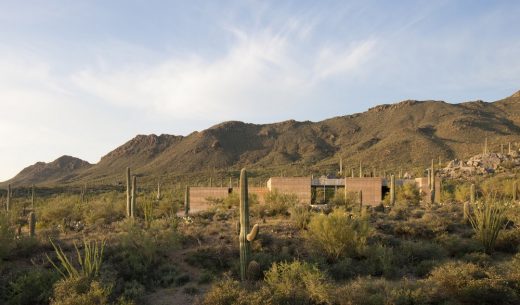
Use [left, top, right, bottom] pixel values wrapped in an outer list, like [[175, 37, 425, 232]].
[[3, 90, 520, 187], [3, 155, 92, 186]]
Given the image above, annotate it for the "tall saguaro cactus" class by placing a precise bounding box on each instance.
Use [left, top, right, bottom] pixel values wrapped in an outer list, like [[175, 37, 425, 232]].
[[131, 175, 137, 218], [29, 212, 36, 237], [239, 168, 259, 281], [156, 181, 161, 201], [430, 172, 436, 205], [31, 184, 35, 210], [513, 181, 518, 202], [390, 175, 395, 206], [6, 183, 11, 212], [359, 162, 363, 178], [339, 157, 343, 176], [184, 186, 190, 216], [126, 167, 131, 217]]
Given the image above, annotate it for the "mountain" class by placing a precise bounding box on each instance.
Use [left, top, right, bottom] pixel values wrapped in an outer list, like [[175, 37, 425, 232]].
[[3, 90, 520, 187], [3, 155, 92, 186]]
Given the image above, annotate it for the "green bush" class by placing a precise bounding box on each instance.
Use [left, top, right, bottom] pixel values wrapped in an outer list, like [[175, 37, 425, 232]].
[[106, 222, 180, 288], [3, 268, 59, 305], [50, 276, 110, 305], [306, 209, 369, 261], [425, 261, 519, 304], [289, 204, 311, 230], [396, 183, 421, 206], [263, 190, 298, 216], [264, 260, 332, 305]]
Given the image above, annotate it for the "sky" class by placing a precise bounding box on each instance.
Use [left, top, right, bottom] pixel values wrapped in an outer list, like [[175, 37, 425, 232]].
[[1, 0, 520, 181]]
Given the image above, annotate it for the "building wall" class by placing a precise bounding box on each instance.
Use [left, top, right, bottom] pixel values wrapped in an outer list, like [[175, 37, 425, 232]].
[[189, 187, 230, 213], [267, 177, 312, 204], [345, 177, 383, 206]]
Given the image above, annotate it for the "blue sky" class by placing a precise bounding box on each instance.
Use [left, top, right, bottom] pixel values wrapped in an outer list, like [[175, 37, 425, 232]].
[[1, 0, 519, 181]]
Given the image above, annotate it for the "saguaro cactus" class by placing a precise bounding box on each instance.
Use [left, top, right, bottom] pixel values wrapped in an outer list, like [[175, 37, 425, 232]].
[[513, 181, 518, 202], [126, 167, 131, 217], [6, 183, 11, 212], [463, 201, 470, 223], [359, 162, 363, 178], [184, 186, 190, 216], [509, 142, 512, 154], [131, 175, 137, 218], [430, 172, 436, 205], [29, 212, 36, 237], [390, 174, 395, 206], [239, 168, 259, 281], [339, 157, 343, 176], [31, 184, 35, 209], [156, 181, 161, 201], [358, 190, 363, 211]]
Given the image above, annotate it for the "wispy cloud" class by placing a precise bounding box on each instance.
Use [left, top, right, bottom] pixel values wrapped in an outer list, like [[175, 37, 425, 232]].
[[71, 22, 377, 122]]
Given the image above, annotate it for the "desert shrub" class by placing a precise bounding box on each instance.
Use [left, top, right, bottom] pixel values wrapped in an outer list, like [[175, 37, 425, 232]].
[[263, 190, 298, 216], [264, 260, 332, 305], [455, 183, 473, 203], [387, 205, 410, 221], [394, 240, 447, 276], [156, 199, 179, 217], [107, 222, 180, 288], [364, 244, 397, 278], [0, 212, 15, 259], [335, 277, 430, 305], [425, 261, 519, 304], [306, 209, 369, 261], [40, 195, 83, 230], [83, 193, 125, 227], [396, 183, 421, 206], [184, 247, 231, 273], [2, 268, 59, 305], [494, 226, 520, 253], [436, 234, 484, 257], [199, 276, 251, 305], [50, 276, 111, 305], [469, 200, 510, 253], [289, 204, 311, 230]]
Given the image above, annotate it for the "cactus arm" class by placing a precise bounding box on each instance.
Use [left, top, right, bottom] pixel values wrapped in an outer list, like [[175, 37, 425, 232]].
[[247, 224, 259, 242]]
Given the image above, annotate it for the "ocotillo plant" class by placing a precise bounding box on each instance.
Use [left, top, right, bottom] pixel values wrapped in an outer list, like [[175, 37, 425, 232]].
[[390, 175, 395, 206], [126, 167, 131, 217], [29, 212, 36, 237], [469, 200, 509, 254], [184, 186, 190, 216], [238, 168, 259, 281], [470, 184, 476, 204], [463, 201, 470, 223], [131, 175, 137, 218]]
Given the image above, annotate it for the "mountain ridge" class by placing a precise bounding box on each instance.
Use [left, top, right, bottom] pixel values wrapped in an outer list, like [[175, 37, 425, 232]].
[[3, 90, 520, 187]]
